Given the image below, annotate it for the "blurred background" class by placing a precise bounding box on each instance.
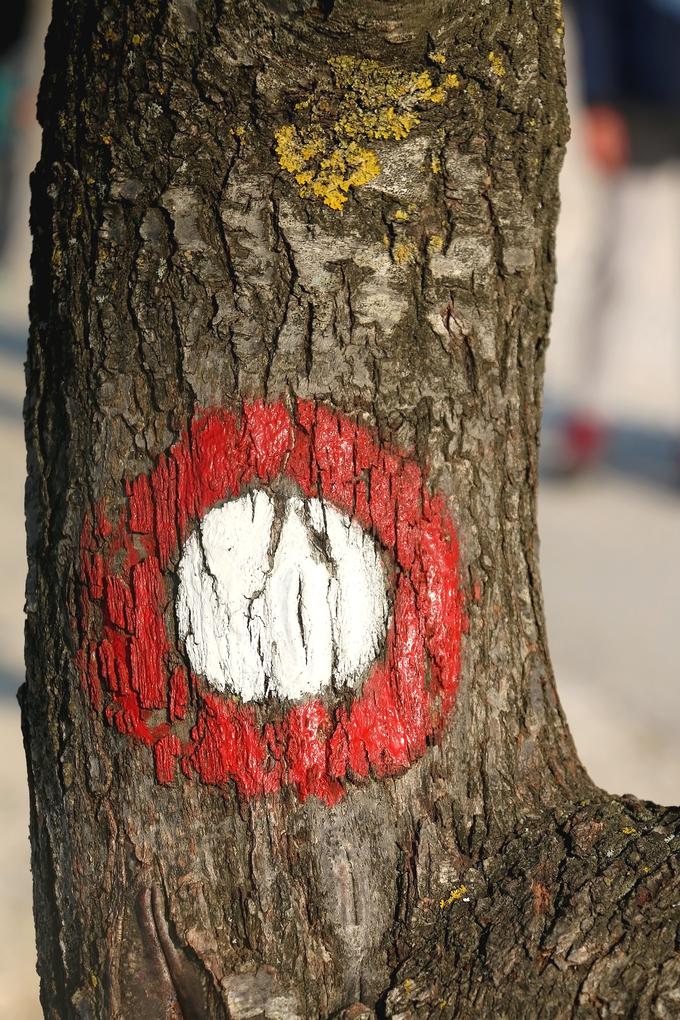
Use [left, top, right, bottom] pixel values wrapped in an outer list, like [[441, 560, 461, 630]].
[[1, 2, 679, 1016]]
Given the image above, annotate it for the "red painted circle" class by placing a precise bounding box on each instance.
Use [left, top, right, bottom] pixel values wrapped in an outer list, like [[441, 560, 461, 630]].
[[77, 400, 463, 803]]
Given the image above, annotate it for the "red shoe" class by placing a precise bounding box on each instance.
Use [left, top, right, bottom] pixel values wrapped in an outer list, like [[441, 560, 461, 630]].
[[541, 413, 608, 476], [562, 414, 607, 473]]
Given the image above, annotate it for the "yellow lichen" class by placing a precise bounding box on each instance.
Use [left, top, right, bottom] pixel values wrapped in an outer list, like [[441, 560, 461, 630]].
[[428, 234, 444, 253], [275, 126, 380, 211], [394, 208, 410, 222], [488, 51, 506, 78], [622, 827, 638, 836], [445, 72, 461, 89], [430, 52, 446, 65], [439, 885, 468, 909], [392, 239, 418, 266], [431, 154, 442, 174], [403, 978, 415, 993], [275, 55, 461, 210]]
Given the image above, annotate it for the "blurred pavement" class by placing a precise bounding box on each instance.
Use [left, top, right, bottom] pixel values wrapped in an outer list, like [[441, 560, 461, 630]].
[[0, 13, 678, 1020], [540, 475, 680, 806], [0, 4, 45, 1017]]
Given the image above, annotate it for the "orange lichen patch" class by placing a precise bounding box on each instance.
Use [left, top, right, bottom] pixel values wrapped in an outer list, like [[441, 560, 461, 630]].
[[275, 127, 380, 211], [488, 51, 506, 78], [439, 885, 468, 909], [275, 55, 461, 210], [392, 239, 418, 266]]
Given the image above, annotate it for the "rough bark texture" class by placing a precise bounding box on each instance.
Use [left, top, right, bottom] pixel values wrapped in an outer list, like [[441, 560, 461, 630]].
[[22, 1, 680, 1018]]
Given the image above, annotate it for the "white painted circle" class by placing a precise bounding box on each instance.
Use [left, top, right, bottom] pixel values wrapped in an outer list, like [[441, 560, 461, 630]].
[[176, 491, 390, 702]]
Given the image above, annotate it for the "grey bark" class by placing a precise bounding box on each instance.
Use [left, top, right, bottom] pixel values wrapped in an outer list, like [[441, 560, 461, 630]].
[[22, 1, 680, 1018]]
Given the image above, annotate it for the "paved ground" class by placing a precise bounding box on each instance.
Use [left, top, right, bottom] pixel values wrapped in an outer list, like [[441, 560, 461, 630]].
[[540, 474, 680, 806], [0, 16, 678, 1018], [0, 345, 39, 1020]]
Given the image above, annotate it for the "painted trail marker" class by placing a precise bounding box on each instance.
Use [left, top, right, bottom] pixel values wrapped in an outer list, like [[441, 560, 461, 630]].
[[176, 493, 390, 703], [77, 400, 463, 803]]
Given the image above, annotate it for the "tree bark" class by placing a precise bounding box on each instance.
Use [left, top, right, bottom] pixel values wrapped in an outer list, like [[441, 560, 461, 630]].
[[22, 1, 680, 1018]]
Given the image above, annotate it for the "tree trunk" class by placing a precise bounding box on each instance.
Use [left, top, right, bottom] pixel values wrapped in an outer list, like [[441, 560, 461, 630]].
[[22, 1, 680, 1018]]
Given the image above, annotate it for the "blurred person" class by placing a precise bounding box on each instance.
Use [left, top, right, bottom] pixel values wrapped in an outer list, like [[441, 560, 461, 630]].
[[0, 1, 31, 263], [553, 0, 680, 473]]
